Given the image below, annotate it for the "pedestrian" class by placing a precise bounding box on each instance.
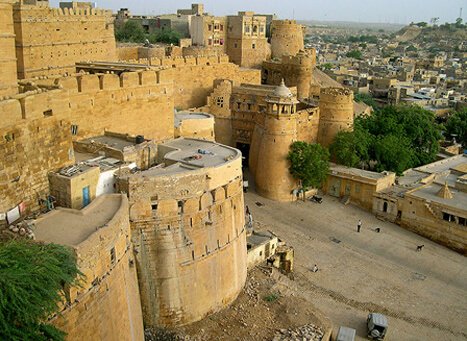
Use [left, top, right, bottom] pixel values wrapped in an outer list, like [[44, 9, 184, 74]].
[[311, 264, 319, 272], [248, 212, 253, 229], [357, 219, 362, 232], [245, 205, 250, 215]]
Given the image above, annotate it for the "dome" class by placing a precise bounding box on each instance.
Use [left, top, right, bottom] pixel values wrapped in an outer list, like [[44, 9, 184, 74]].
[[273, 79, 293, 98]]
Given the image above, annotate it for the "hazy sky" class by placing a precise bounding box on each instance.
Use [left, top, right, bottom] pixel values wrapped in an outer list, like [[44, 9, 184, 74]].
[[51, 0, 466, 24]]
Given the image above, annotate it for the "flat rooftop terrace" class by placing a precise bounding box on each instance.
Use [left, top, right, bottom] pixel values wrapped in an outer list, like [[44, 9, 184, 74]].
[[34, 195, 122, 247], [330, 164, 392, 180], [416, 154, 467, 174], [142, 138, 240, 176], [410, 184, 467, 211], [175, 112, 212, 127]]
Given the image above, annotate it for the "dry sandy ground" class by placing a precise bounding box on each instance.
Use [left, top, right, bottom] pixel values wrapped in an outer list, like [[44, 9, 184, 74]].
[[244, 192, 467, 341]]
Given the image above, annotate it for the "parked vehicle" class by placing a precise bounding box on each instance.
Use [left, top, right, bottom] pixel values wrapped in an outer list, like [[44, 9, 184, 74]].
[[367, 313, 388, 340], [336, 326, 356, 341]]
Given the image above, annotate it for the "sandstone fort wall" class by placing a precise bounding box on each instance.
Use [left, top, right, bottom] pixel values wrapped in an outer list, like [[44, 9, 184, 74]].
[[0, 71, 174, 216], [13, 2, 117, 79], [43, 195, 144, 341], [0, 0, 18, 97], [118, 155, 247, 327]]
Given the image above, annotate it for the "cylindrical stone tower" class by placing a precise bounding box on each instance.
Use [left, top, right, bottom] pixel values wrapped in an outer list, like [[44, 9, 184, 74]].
[[270, 19, 304, 60], [318, 87, 354, 147], [0, 0, 18, 97], [250, 81, 300, 201]]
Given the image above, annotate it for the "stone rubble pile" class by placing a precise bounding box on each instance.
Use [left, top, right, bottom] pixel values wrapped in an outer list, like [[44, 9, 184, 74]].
[[6, 220, 35, 239], [272, 324, 324, 341]]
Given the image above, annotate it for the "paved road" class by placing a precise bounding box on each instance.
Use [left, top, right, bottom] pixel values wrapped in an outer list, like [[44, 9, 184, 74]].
[[245, 191, 467, 341]]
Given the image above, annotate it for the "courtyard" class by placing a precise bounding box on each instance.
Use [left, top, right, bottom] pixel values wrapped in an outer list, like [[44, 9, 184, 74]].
[[245, 191, 467, 341]]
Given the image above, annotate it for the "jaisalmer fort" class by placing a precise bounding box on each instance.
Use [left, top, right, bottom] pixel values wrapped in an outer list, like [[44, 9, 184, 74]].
[[0, 1, 466, 341]]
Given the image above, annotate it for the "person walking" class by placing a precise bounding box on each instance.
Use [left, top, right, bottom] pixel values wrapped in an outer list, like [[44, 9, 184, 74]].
[[357, 219, 362, 232]]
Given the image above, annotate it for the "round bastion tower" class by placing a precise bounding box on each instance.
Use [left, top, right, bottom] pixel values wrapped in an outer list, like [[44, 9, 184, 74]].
[[317, 87, 354, 147], [270, 19, 305, 60], [283, 50, 315, 100], [249, 80, 300, 201]]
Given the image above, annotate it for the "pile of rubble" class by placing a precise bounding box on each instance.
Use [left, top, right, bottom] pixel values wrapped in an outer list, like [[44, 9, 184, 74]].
[[273, 324, 325, 341], [5, 220, 35, 239]]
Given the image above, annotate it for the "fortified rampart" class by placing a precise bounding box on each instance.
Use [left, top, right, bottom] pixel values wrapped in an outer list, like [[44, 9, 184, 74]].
[[0, 0, 18, 97], [13, 1, 117, 79], [0, 70, 174, 215], [249, 88, 320, 201], [34, 194, 144, 341], [117, 139, 247, 327], [317, 87, 354, 147], [270, 20, 305, 60], [154, 55, 261, 109], [263, 49, 316, 100]]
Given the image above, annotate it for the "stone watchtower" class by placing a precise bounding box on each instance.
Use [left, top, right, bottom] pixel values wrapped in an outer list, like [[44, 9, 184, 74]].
[[317, 87, 354, 147], [0, 0, 18, 97], [282, 50, 315, 100], [270, 19, 305, 60], [249, 80, 300, 201]]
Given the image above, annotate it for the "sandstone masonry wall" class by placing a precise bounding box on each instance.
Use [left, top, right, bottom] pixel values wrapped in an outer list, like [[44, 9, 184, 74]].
[[118, 156, 247, 327], [43, 195, 144, 341], [317, 87, 354, 147], [0, 71, 174, 216], [0, 0, 18, 97], [13, 3, 117, 79], [270, 20, 305, 60]]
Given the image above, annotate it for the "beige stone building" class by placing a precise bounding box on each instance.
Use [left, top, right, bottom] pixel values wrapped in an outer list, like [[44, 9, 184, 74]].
[[226, 11, 270, 68], [373, 155, 467, 254], [323, 165, 395, 211], [191, 15, 227, 51]]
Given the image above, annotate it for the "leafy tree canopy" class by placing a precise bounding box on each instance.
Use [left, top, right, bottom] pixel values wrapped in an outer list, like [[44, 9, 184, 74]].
[[346, 50, 363, 60], [287, 141, 330, 190], [354, 93, 377, 109], [330, 123, 372, 168], [445, 108, 467, 147], [115, 21, 181, 45], [115, 20, 146, 43], [329, 105, 442, 175], [0, 240, 81, 341]]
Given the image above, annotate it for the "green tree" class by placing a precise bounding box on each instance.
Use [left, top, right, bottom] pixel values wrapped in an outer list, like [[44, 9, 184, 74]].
[[354, 93, 377, 109], [374, 135, 415, 175], [287, 141, 330, 190], [115, 20, 146, 43], [0, 240, 81, 341], [346, 50, 363, 60], [330, 124, 372, 168], [445, 108, 467, 147], [361, 105, 441, 166], [320, 63, 334, 71]]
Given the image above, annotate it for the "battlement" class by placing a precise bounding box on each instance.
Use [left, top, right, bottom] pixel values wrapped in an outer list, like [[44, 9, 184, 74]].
[[15, 1, 113, 17], [281, 49, 316, 68], [320, 87, 354, 102], [125, 54, 230, 68]]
